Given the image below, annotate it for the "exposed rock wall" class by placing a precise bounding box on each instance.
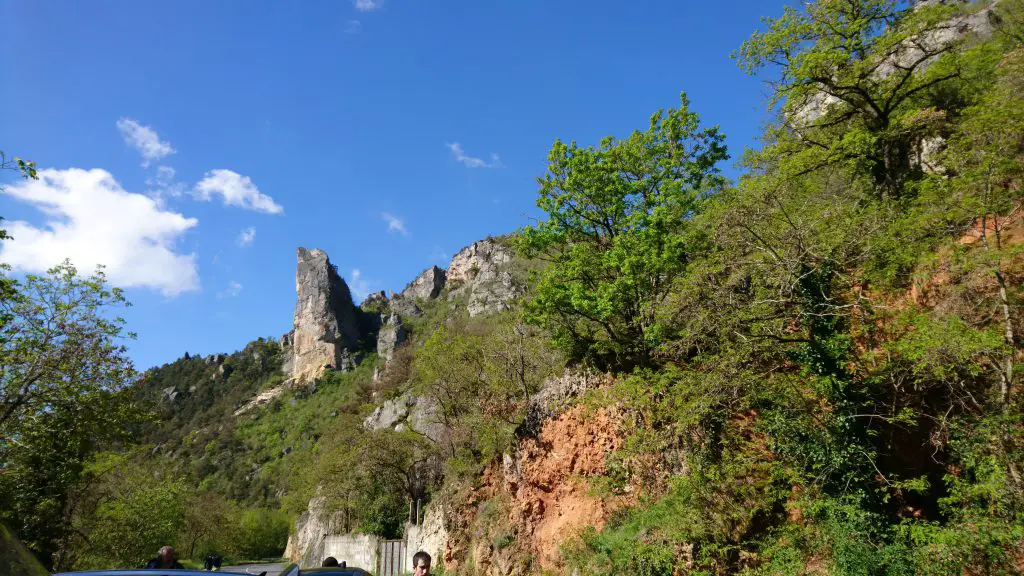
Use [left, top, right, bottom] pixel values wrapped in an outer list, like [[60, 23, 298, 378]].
[[450, 403, 625, 575], [516, 370, 613, 438], [285, 496, 344, 567], [376, 313, 407, 365], [447, 239, 518, 317], [402, 265, 447, 301], [291, 248, 362, 383], [405, 504, 450, 572], [364, 391, 445, 444]]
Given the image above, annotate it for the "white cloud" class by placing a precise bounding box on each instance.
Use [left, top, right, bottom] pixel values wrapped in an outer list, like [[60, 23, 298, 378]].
[[155, 165, 176, 181], [354, 0, 379, 12], [345, 19, 362, 34], [145, 164, 186, 201], [0, 168, 199, 296], [193, 169, 283, 214], [117, 118, 176, 167], [348, 269, 373, 301], [381, 212, 408, 235], [237, 226, 256, 247], [446, 142, 502, 169], [218, 280, 243, 299]]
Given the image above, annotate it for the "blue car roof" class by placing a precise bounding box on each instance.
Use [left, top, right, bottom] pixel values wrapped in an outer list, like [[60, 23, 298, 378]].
[[50, 565, 254, 569]]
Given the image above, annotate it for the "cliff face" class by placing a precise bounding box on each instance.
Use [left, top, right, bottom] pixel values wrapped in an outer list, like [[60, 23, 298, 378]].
[[447, 239, 519, 317], [279, 237, 530, 567], [290, 248, 363, 384], [446, 372, 622, 576]]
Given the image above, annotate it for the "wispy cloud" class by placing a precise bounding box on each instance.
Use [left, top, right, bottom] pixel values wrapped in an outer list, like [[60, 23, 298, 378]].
[[237, 226, 256, 247], [348, 268, 374, 301], [117, 118, 176, 167], [381, 212, 408, 235], [0, 168, 199, 296], [218, 280, 243, 299], [194, 169, 283, 214], [145, 165, 186, 202], [446, 142, 502, 169], [345, 19, 362, 34], [354, 0, 379, 12]]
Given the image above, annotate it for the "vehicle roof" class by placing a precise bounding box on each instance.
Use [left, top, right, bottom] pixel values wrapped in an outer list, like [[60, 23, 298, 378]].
[[52, 565, 252, 569], [53, 571, 252, 576], [296, 565, 372, 569]]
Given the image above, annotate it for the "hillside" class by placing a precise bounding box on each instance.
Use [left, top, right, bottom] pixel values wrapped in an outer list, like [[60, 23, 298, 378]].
[[4, 1, 1024, 574]]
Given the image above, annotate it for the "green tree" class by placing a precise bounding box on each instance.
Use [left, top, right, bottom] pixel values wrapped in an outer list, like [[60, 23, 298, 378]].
[[0, 263, 139, 569], [180, 491, 239, 561], [0, 149, 38, 309], [518, 94, 727, 369], [78, 470, 188, 569], [236, 508, 289, 560], [735, 0, 975, 198], [943, 47, 1024, 410]]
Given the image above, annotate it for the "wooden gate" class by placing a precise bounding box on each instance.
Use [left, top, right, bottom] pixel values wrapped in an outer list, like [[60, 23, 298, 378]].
[[378, 539, 406, 576]]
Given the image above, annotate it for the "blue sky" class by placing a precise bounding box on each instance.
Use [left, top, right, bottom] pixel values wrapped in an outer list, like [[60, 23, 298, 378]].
[[0, 0, 776, 370]]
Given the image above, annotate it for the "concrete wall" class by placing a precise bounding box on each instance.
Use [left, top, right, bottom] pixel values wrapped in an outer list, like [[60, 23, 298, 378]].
[[322, 534, 380, 572]]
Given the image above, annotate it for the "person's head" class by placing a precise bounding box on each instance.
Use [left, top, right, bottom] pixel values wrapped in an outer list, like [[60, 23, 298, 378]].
[[158, 546, 175, 561], [322, 556, 339, 567], [412, 551, 431, 576]]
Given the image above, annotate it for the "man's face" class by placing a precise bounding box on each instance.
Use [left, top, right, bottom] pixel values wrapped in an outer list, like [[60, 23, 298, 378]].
[[413, 559, 430, 576]]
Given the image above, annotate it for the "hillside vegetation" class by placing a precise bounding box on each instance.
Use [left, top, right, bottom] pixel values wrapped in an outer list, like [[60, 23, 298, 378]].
[[3, 1, 1024, 574]]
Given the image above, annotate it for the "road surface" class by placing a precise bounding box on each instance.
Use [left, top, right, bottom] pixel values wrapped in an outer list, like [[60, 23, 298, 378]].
[[221, 563, 286, 576]]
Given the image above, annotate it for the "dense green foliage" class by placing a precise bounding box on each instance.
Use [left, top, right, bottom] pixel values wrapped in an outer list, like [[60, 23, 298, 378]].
[[0, 262, 140, 570], [137, 338, 288, 503], [539, 1, 1024, 574], [518, 99, 726, 369]]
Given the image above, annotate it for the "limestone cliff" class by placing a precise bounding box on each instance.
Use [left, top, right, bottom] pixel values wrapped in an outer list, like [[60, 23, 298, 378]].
[[290, 248, 363, 384], [447, 239, 519, 317]]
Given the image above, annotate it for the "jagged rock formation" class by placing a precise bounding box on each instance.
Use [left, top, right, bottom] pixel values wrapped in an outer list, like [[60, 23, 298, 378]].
[[376, 313, 406, 365], [389, 266, 446, 317], [363, 391, 445, 443], [402, 265, 447, 301], [447, 239, 519, 317], [284, 496, 345, 567], [280, 238, 528, 570], [360, 291, 389, 312], [290, 248, 362, 384], [161, 386, 179, 403]]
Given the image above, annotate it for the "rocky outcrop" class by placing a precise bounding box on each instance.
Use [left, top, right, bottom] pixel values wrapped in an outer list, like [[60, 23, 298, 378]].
[[290, 248, 362, 384], [285, 495, 345, 566], [451, 402, 625, 575], [447, 239, 519, 317], [516, 371, 613, 438], [376, 313, 407, 364], [405, 504, 450, 572], [364, 391, 445, 443], [401, 266, 447, 301], [233, 384, 288, 416], [360, 291, 389, 313]]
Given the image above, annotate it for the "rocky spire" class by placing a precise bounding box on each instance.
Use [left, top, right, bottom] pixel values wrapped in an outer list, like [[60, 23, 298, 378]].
[[290, 248, 362, 383]]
